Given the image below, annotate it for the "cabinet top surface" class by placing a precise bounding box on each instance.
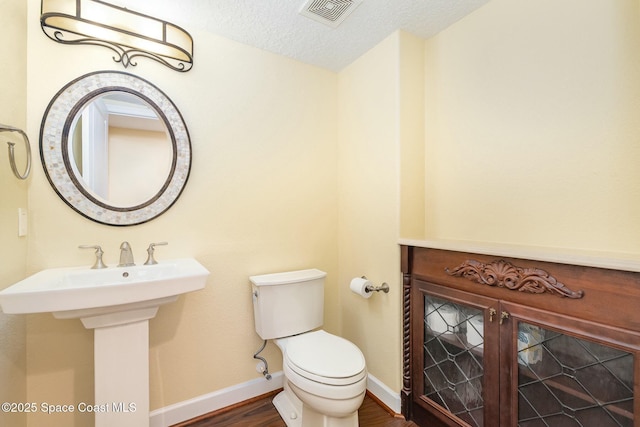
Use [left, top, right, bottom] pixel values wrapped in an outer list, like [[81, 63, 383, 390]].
[[399, 239, 640, 273]]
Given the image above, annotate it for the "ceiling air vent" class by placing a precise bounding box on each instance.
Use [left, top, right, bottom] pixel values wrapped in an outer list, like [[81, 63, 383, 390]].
[[299, 0, 362, 28]]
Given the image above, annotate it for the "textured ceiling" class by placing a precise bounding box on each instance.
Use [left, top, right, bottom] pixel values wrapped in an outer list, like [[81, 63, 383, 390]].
[[121, 0, 489, 71]]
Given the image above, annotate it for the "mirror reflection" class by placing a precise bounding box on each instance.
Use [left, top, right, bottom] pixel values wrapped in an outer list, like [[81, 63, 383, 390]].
[[68, 92, 174, 208], [40, 71, 191, 226]]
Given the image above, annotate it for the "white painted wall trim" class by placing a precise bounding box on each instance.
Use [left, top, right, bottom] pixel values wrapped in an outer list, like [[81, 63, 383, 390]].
[[149, 372, 401, 426], [366, 373, 401, 414], [149, 372, 284, 427]]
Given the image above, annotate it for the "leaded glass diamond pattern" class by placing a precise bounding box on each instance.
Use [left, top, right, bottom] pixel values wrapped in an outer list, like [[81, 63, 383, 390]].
[[424, 296, 485, 427], [517, 323, 634, 427]]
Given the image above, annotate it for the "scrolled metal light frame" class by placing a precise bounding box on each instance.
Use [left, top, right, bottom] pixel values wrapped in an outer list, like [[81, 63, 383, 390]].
[[40, 0, 194, 72]]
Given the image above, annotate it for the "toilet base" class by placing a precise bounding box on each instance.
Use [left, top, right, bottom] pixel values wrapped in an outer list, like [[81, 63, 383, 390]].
[[273, 382, 361, 427], [273, 384, 303, 427], [301, 408, 358, 427]]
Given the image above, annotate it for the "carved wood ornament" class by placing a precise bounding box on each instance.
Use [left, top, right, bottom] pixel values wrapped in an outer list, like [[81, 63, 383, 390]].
[[445, 259, 584, 299]]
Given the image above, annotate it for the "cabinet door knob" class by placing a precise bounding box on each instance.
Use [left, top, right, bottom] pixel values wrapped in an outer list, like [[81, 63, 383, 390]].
[[500, 311, 510, 325], [489, 308, 497, 322]]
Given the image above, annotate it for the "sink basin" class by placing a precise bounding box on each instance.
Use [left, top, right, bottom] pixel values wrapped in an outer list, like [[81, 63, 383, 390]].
[[0, 258, 209, 318]]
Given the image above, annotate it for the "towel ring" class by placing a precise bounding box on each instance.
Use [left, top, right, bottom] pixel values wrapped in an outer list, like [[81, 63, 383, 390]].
[[0, 124, 31, 180]]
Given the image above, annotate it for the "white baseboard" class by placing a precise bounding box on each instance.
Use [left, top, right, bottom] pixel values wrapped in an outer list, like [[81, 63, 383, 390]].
[[149, 372, 284, 427], [149, 372, 401, 427], [366, 373, 402, 414]]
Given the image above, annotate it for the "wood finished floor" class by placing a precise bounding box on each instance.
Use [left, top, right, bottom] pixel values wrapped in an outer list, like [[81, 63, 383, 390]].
[[175, 391, 418, 427]]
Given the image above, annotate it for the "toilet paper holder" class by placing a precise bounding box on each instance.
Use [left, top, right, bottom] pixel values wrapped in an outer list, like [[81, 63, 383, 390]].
[[362, 276, 390, 294]]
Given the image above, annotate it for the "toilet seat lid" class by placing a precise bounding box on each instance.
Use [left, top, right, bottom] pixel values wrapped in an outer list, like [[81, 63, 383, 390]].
[[285, 330, 365, 380]]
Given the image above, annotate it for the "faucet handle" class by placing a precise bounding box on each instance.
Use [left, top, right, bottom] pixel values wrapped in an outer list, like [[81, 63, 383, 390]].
[[79, 245, 107, 269], [144, 242, 168, 265]]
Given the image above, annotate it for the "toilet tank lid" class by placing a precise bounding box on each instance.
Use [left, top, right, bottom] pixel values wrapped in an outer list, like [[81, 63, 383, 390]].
[[250, 269, 326, 286]]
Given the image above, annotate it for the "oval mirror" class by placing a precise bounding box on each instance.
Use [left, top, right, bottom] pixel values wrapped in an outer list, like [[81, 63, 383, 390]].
[[40, 71, 191, 226]]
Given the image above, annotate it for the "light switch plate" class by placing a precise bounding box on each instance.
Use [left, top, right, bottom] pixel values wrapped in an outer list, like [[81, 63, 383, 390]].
[[18, 208, 27, 237]]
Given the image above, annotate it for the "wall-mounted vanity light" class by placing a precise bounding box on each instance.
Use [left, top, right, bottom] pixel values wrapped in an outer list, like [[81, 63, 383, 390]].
[[40, 0, 194, 72]]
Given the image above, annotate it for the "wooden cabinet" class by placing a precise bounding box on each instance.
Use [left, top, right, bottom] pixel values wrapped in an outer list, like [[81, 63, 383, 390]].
[[401, 246, 640, 427]]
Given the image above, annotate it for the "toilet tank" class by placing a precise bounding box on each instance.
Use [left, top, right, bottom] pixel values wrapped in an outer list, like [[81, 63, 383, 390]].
[[250, 269, 326, 340]]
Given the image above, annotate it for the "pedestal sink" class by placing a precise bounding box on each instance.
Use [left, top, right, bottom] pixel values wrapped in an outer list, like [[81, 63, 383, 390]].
[[0, 258, 210, 427]]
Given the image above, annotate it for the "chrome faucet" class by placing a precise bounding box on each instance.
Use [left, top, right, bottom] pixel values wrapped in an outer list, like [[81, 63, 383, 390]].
[[118, 241, 135, 267]]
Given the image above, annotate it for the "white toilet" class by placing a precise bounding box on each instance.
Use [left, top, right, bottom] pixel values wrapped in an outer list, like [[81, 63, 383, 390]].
[[250, 269, 367, 427]]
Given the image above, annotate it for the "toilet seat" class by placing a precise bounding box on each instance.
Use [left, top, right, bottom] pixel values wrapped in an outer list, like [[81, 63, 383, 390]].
[[284, 330, 366, 386]]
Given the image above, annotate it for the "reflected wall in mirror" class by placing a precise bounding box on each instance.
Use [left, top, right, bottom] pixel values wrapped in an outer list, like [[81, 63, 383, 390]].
[[40, 71, 191, 226], [68, 92, 173, 208]]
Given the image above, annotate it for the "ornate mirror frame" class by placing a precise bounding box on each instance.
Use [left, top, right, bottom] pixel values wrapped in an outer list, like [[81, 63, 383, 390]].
[[40, 71, 191, 226]]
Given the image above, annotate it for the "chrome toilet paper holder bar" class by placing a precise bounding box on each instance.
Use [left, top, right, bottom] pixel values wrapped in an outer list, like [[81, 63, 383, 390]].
[[362, 276, 390, 294]]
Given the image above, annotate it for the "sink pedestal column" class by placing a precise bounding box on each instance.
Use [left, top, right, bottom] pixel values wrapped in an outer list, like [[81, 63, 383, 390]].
[[81, 306, 162, 427]]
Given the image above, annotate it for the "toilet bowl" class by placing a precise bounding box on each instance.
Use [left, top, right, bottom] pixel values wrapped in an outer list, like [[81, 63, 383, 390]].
[[274, 330, 367, 427]]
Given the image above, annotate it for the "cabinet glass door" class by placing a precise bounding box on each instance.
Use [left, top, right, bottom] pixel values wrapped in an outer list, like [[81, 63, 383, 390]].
[[517, 322, 634, 427], [423, 295, 486, 426]]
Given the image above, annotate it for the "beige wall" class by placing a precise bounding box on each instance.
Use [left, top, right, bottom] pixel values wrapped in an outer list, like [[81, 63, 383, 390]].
[[0, 0, 28, 426], [108, 127, 172, 206], [23, 0, 338, 425], [338, 31, 424, 392], [423, 0, 640, 254]]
